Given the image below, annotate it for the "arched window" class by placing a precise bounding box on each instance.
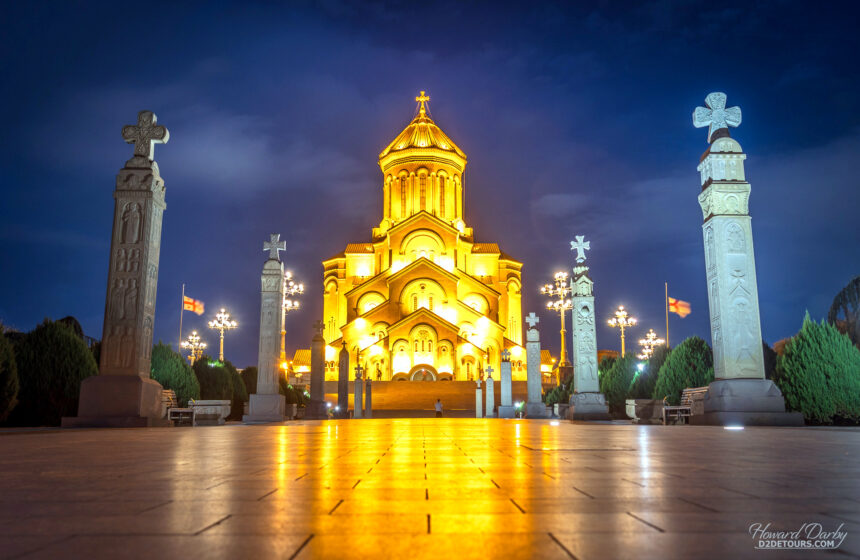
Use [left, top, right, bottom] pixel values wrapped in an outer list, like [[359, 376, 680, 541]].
[[419, 176, 426, 210], [428, 341, 433, 352], [439, 177, 445, 218], [412, 295, 418, 312], [400, 179, 407, 216], [414, 340, 419, 352], [429, 296, 434, 311]]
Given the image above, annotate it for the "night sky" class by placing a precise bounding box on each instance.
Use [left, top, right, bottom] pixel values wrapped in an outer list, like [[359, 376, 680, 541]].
[[2, 1, 858, 368]]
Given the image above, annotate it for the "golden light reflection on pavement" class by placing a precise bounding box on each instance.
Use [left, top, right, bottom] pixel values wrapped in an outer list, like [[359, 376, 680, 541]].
[[2, 418, 858, 559]]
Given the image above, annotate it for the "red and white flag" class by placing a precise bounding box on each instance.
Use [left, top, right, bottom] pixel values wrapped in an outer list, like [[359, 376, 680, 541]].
[[183, 295, 205, 315], [668, 297, 691, 318]]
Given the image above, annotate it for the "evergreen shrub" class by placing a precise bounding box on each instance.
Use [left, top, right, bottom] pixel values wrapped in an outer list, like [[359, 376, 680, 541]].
[[774, 313, 860, 423], [193, 356, 233, 400], [651, 336, 714, 405], [150, 342, 200, 405], [0, 333, 19, 422], [10, 320, 97, 426], [599, 353, 637, 413], [223, 360, 248, 420]]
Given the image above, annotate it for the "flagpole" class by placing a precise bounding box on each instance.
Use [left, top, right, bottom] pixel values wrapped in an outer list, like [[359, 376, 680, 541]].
[[665, 282, 670, 348], [179, 283, 185, 351]]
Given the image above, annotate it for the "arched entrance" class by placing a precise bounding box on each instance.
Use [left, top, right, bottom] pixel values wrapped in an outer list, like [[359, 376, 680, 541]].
[[408, 364, 438, 381]]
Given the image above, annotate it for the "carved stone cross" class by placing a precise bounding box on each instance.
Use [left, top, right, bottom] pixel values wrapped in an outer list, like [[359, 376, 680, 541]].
[[693, 92, 742, 143], [263, 233, 286, 261], [570, 235, 590, 263], [355, 364, 363, 379], [313, 320, 325, 335], [525, 312, 539, 329], [501, 348, 511, 362], [121, 111, 169, 160], [485, 365, 494, 378]]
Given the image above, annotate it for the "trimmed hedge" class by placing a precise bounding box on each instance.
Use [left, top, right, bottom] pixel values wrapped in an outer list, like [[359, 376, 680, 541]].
[[241, 366, 258, 396], [193, 356, 233, 401], [10, 320, 97, 426], [0, 333, 19, 422], [150, 342, 200, 405], [774, 313, 860, 423], [628, 345, 670, 400], [651, 336, 714, 405]]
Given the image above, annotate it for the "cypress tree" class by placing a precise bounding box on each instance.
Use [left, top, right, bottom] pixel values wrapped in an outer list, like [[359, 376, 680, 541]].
[[774, 313, 860, 423], [652, 336, 714, 405], [193, 356, 233, 401], [0, 333, 19, 422], [150, 342, 200, 406], [599, 353, 638, 413]]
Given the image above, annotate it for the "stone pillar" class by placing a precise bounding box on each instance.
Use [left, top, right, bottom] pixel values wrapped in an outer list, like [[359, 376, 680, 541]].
[[353, 367, 363, 419], [475, 381, 483, 418], [568, 253, 610, 420], [245, 235, 287, 423], [498, 352, 515, 418], [337, 342, 349, 418], [63, 111, 170, 428], [524, 312, 548, 418], [485, 375, 495, 417], [305, 323, 328, 419], [691, 92, 802, 426], [365, 378, 372, 419]]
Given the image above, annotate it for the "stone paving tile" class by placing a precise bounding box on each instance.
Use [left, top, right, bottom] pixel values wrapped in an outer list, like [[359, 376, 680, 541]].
[[20, 535, 311, 560], [1, 420, 859, 559]]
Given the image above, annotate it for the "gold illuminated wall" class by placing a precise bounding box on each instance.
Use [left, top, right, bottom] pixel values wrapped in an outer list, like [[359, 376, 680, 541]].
[[321, 93, 524, 381]]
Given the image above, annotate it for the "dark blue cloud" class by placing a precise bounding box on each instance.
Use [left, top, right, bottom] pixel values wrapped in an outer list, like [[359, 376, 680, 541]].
[[1, 1, 858, 366]]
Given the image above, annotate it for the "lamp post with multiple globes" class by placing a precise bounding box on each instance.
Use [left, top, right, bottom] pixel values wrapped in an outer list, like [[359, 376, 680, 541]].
[[540, 271, 572, 368], [280, 270, 305, 366], [637, 328, 665, 360], [208, 308, 238, 362], [607, 305, 637, 356], [180, 330, 207, 366]]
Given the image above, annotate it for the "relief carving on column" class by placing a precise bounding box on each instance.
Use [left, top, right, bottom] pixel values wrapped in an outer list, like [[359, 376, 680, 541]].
[[120, 203, 142, 244]]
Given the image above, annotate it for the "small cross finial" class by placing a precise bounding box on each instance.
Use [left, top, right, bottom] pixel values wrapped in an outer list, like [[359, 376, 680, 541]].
[[263, 233, 286, 261], [415, 91, 430, 114], [313, 320, 325, 335], [485, 365, 494, 377], [693, 92, 742, 143], [121, 110, 169, 161], [355, 364, 363, 379], [501, 348, 511, 362], [526, 312, 540, 329], [570, 235, 591, 263]]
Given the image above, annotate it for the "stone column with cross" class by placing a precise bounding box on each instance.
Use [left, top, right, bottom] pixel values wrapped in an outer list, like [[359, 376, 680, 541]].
[[306, 320, 328, 419], [484, 365, 495, 418], [567, 236, 610, 420], [63, 111, 171, 428], [244, 234, 287, 422], [524, 312, 548, 418], [353, 364, 363, 419], [692, 92, 802, 425], [475, 378, 483, 418], [498, 349, 515, 418]]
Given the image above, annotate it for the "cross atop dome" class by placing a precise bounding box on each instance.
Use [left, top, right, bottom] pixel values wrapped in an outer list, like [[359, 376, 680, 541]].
[[415, 91, 430, 115]]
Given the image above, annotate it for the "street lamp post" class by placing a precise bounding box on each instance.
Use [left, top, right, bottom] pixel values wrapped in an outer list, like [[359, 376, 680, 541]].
[[280, 270, 305, 363], [638, 328, 665, 360], [541, 272, 572, 367], [607, 305, 637, 355], [208, 308, 238, 362], [180, 330, 207, 366]]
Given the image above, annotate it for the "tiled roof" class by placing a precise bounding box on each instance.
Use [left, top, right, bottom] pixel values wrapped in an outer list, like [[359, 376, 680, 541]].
[[345, 243, 374, 253], [472, 243, 500, 254], [292, 349, 311, 367], [540, 350, 556, 365]]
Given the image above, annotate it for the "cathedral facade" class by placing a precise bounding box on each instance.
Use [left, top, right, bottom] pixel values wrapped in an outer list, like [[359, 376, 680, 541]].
[[321, 93, 524, 381]]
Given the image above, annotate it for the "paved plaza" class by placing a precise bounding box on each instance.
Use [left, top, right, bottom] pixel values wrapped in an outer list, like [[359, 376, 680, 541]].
[[1, 420, 859, 559]]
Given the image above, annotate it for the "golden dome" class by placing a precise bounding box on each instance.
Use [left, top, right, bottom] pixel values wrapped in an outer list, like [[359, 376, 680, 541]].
[[379, 92, 466, 170]]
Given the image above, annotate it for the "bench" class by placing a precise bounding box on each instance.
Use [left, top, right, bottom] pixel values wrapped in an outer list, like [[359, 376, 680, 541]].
[[662, 386, 709, 425], [168, 407, 195, 426], [161, 389, 196, 426]]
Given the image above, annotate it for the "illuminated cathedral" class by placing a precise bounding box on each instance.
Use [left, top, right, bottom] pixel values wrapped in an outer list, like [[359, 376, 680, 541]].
[[319, 92, 526, 381]]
